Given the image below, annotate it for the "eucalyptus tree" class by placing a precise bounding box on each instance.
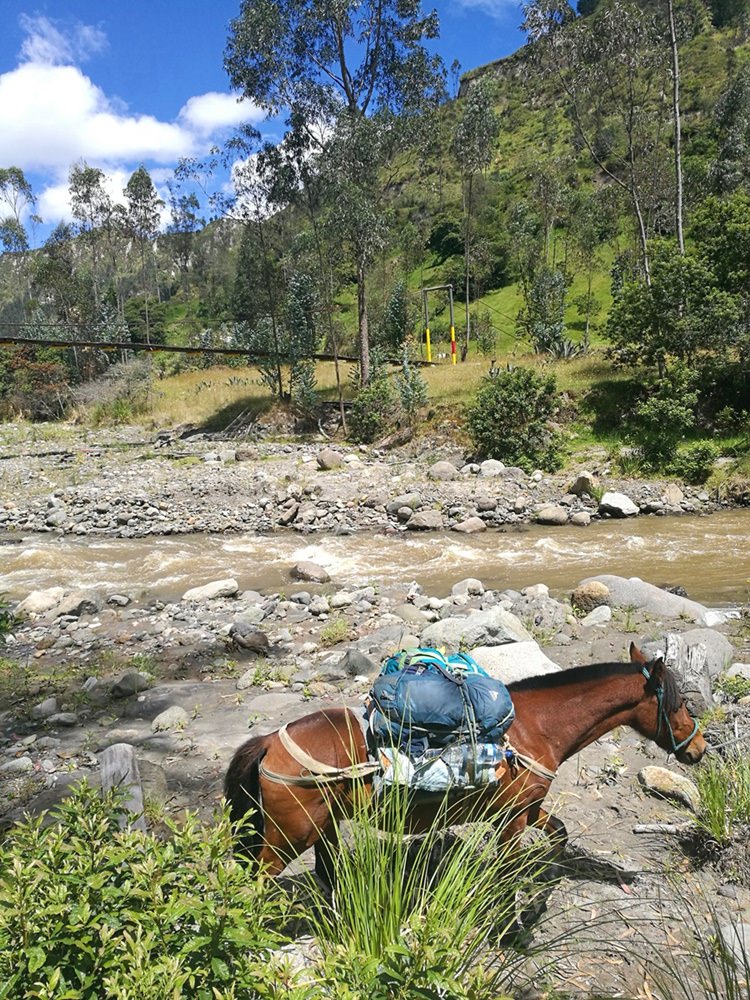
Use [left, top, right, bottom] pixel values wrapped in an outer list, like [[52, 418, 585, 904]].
[[523, 0, 668, 284], [452, 80, 501, 360], [123, 166, 162, 343], [224, 0, 445, 383], [165, 182, 204, 294], [0, 167, 38, 312], [69, 161, 112, 310]]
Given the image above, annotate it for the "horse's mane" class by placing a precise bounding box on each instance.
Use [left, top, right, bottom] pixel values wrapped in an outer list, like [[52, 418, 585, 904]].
[[507, 658, 683, 712]]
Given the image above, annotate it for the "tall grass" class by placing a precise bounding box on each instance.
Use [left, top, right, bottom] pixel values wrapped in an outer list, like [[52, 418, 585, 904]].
[[303, 783, 553, 1000], [694, 749, 750, 846]]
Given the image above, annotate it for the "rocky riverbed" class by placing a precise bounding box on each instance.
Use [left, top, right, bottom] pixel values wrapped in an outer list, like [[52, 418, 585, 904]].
[[2, 423, 750, 996], [0, 422, 731, 540]]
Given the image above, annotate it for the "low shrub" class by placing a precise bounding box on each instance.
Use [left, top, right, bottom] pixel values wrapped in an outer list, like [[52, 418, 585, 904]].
[[349, 374, 398, 443], [669, 442, 719, 485], [0, 783, 301, 999], [466, 365, 564, 472]]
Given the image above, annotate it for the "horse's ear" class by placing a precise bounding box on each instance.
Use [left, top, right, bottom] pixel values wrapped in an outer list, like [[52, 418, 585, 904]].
[[629, 643, 647, 664]]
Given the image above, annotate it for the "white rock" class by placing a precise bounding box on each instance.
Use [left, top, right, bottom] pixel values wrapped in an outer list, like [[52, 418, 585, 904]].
[[599, 491, 639, 518], [16, 587, 65, 615], [151, 705, 189, 732], [472, 642, 561, 684], [579, 605, 612, 627], [479, 459, 505, 478], [182, 578, 239, 601]]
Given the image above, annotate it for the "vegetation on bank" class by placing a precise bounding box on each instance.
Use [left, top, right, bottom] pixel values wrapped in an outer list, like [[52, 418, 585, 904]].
[[2, 0, 750, 478]]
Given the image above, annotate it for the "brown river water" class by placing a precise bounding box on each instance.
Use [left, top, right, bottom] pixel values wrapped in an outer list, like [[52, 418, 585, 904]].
[[2, 509, 749, 607]]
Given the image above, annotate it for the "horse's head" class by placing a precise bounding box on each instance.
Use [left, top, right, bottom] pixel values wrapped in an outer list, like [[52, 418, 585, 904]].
[[629, 643, 706, 765]]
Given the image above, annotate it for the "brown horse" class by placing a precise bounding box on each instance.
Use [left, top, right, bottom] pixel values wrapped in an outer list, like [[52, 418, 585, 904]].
[[224, 644, 706, 881]]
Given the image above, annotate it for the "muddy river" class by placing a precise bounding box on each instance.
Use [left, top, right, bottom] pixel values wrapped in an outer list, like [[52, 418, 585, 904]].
[[2, 510, 749, 607]]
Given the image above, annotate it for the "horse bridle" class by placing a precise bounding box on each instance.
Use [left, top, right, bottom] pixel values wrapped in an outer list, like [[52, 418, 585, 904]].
[[641, 663, 699, 755]]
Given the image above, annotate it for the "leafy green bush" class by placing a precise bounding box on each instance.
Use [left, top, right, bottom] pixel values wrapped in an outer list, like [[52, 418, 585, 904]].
[[0, 783, 301, 999], [466, 365, 564, 471], [669, 442, 719, 484], [716, 673, 750, 701], [625, 365, 698, 469], [349, 373, 397, 443], [0, 594, 21, 636]]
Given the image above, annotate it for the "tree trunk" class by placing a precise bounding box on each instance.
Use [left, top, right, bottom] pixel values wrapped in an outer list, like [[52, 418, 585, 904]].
[[463, 172, 473, 362], [667, 0, 684, 254], [357, 260, 370, 385]]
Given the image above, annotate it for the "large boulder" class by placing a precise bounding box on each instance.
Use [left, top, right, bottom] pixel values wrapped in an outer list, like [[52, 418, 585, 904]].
[[580, 575, 723, 626], [428, 461, 459, 482], [535, 505, 568, 526], [290, 561, 330, 584], [16, 587, 65, 616], [406, 509, 444, 530], [317, 448, 344, 470], [182, 578, 239, 601], [451, 516, 487, 534], [471, 641, 561, 685], [598, 492, 639, 518], [571, 581, 610, 614], [421, 606, 532, 652], [569, 471, 599, 497], [53, 591, 102, 618]]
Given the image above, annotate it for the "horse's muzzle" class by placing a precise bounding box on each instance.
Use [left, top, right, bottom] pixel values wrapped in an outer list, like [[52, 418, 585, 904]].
[[676, 730, 707, 765]]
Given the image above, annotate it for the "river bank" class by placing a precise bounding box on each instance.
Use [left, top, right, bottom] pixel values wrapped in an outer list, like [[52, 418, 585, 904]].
[[2, 421, 750, 996]]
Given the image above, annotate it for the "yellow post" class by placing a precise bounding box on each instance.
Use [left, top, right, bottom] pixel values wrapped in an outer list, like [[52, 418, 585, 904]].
[[425, 326, 432, 363], [450, 325, 456, 364]]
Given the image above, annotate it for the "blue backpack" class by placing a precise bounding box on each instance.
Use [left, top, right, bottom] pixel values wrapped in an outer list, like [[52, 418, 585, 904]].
[[369, 647, 515, 755]]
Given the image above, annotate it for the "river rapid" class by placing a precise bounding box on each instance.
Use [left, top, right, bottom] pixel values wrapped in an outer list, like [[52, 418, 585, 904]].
[[3, 509, 749, 607]]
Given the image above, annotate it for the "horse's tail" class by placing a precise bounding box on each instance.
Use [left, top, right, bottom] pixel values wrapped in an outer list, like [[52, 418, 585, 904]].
[[224, 734, 269, 861]]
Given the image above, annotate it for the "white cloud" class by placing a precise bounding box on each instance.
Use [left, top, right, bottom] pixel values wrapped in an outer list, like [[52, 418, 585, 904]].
[[179, 92, 264, 135], [0, 16, 264, 177], [0, 63, 193, 171], [19, 14, 107, 66]]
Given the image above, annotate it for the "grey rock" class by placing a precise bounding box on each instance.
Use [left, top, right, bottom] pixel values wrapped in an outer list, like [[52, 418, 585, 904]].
[[428, 460, 459, 481], [663, 483, 684, 506], [107, 593, 131, 607], [421, 606, 532, 652], [569, 471, 598, 497], [54, 591, 102, 618], [151, 705, 189, 732], [536, 505, 569, 526], [31, 696, 58, 720], [637, 766, 700, 813], [581, 574, 719, 626], [451, 578, 485, 597], [47, 712, 79, 727], [111, 671, 151, 698], [0, 756, 34, 775], [479, 460, 505, 478], [451, 516, 487, 534], [406, 509, 443, 530], [229, 623, 270, 653], [234, 606, 266, 626], [17, 587, 65, 615], [46, 509, 67, 527], [386, 493, 422, 515], [472, 641, 561, 684], [726, 662, 750, 681], [317, 448, 344, 470], [392, 604, 429, 625], [579, 605, 613, 627], [308, 595, 330, 616], [476, 497, 497, 512], [598, 491, 639, 518], [718, 922, 750, 966], [570, 511, 591, 527], [182, 578, 239, 601], [338, 648, 378, 677], [291, 561, 330, 584], [330, 591, 354, 609]]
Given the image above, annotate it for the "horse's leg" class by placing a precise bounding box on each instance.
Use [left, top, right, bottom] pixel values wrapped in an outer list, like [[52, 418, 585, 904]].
[[534, 807, 568, 857], [314, 821, 340, 892]]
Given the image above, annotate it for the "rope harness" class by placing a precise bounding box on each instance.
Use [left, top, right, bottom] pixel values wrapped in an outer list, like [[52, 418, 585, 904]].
[[258, 720, 557, 788], [642, 664, 699, 755]]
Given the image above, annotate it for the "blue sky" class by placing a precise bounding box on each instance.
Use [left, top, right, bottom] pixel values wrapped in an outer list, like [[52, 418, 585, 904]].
[[0, 1, 525, 242]]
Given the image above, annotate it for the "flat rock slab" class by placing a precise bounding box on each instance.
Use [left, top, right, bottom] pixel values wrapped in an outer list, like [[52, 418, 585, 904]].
[[182, 578, 239, 601], [244, 692, 306, 715], [581, 574, 719, 626], [471, 641, 561, 684]]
